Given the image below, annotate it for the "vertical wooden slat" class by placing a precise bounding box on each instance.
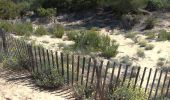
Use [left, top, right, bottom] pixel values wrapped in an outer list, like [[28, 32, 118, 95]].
[[109, 62, 116, 86], [127, 67, 134, 88], [55, 52, 60, 73], [46, 49, 51, 70], [154, 70, 163, 99], [42, 48, 46, 71], [86, 57, 91, 87], [81, 57, 86, 85], [140, 67, 147, 89], [61, 52, 64, 76], [91, 59, 96, 84], [51, 50, 55, 68], [67, 54, 69, 84], [72, 54, 74, 85], [38, 47, 43, 71], [148, 69, 158, 99], [102, 61, 110, 91], [145, 68, 152, 92], [133, 67, 141, 89], [121, 65, 129, 86], [76, 55, 80, 82], [28, 45, 34, 72], [115, 64, 122, 89], [34, 46, 38, 73], [161, 71, 168, 95], [165, 79, 170, 97]]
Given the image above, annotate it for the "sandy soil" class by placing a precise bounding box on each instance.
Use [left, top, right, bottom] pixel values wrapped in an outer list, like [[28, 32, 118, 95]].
[[0, 64, 74, 100]]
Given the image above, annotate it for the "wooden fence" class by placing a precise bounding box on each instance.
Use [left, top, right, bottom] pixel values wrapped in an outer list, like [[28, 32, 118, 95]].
[[1, 31, 170, 100]]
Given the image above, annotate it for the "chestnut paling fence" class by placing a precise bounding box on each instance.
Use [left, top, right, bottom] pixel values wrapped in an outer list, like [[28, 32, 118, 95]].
[[0, 31, 170, 100]]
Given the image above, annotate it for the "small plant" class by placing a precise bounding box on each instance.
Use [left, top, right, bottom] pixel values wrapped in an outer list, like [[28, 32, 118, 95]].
[[73, 84, 95, 99], [145, 44, 154, 50], [145, 17, 156, 30], [51, 24, 64, 38], [14, 23, 33, 36], [125, 32, 137, 39], [146, 32, 156, 40], [137, 49, 145, 58], [157, 29, 170, 41], [66, 30, 79, 40], [35, 26, 48, 36], [157, 58, 165, 67], [0, 21, 14, 32], [138, 39, 147, 47], [37, 7, 56, 17], [120, 56, 133, 66], [108, 85, 148, 100], [32, 68, 64, 89]]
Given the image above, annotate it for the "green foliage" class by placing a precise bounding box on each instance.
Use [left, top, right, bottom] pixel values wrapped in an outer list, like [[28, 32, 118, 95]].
[[145, 44, 154, 50], [32, 68, 64, 89], [138, 39, 147, 47], [137, 49, 145, 58], [73, 84, 95, 99], [73, 30, 118, 58], [125, 32, 137, 39], [146, 32, 156, 39], [157, 29, 170, 41], [51, 24, 64, 38], [37, 7, 56, 17], [35, 26, 48, 36], [14, 23, 33, 36], [66, 30, 79, 40], [149, 0, 170, 10], [108, 86, 148, 100], [0, 21, 14, 32], [145, 17, 156, 30]]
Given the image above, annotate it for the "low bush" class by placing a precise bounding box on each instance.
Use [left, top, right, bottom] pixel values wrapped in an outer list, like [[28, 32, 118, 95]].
[[137, 49, 145, 58], [107, 85, 148, 100], [0, 21, 14, 32], [73, 84, 95, 100], [51, 24, 64, 38], [14, 23, 33, 36], [144, 17, 156, 30], [145, 44, 154, 50], [35, 26, 48, 36], [120, 56, 133, 66], [138, 39, 147, 47], [32, 68, 64, 89], [37, 7, 56, 17], [146, 32, 156, 40], [66, 30, 79, 40], [157, 29, 170, 41], [125, 32, 137, 39]]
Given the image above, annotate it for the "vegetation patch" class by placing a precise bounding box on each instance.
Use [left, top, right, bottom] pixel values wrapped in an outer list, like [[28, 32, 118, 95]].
[[50, 24, 64, 38], [137, 49, 145, 58], [157, 29, 170, 41], [145, 44, 154, 50], [35, 26, 48, 36]]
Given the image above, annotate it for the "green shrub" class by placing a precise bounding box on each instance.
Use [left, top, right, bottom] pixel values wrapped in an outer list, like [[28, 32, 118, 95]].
[[145, 44, 154, 50], [157, 30, 170, 41], [51, 24, 64, 38], [108, 86, 148, 100], [35, 26, 48, 36], [145, 17, 156, 30], [73, 84, 95, 99], [125, 32, 137, 39], [137, 49, 145, 58], [72, 30, 118, 58], [32, 68, 64, 89], [37, 7, 56, 17], [66, 30, 79, 40], [146, 32, 156, 39], [138, 39, 147, 47], [14, 23, 33, 36], [0, 21, 14, 32]]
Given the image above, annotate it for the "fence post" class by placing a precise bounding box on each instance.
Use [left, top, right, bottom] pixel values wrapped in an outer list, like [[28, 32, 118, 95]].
[[0, 29, 7, 54]]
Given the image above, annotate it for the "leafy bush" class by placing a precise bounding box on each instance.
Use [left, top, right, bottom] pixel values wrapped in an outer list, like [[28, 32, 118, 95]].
[[145, 44, 154, 50], [51, 24, 64, 38], [125, 32, 137, 39], [32, 68, 64, 89], [146, 32, 156, 39], [73, 30, 118, 58], [0, 21, 14, 32], [37, 7, 56, 17], [107, 86, 148, 100], [157, 29, 170, 41], [14, 23, 33, 36], [137, 49, 145, 58], [73, 84, 95, 99], [144, 17, 156, 30], [35, 26, 48, 36], [66, 30, 79, 40], [138, 39, 147, 47]]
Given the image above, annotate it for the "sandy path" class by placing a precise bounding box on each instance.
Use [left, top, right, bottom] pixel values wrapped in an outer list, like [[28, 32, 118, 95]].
[[0, 64, 74, 100]]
